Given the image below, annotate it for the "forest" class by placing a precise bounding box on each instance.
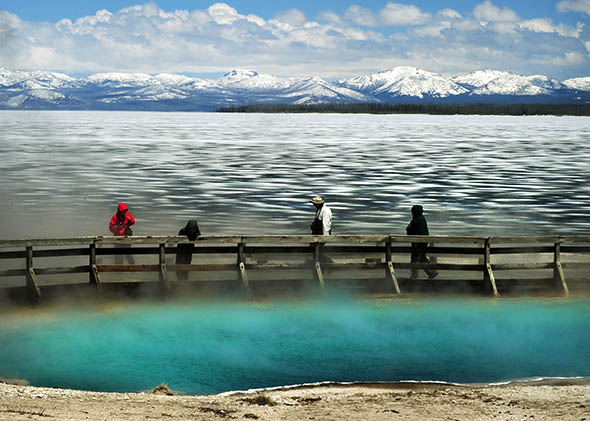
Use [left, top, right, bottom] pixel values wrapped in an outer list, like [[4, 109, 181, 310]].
[[218, 103, 590, 116]]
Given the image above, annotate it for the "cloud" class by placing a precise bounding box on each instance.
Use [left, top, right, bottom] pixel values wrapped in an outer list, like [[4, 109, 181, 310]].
[[379, 2, 431, 26], [474, 1, 519, 22], [438, 9, 463, 20], [557, 0, 590, 15], [0, 2, 588, 80], [552, 50, 587, 64], [519, 18, 584, 38], [345, 5, 379, 27], [345, 2, 430, 27]]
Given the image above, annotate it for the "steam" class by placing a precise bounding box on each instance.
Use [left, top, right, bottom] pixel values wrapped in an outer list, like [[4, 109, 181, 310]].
[[0, 298, 588, 394]]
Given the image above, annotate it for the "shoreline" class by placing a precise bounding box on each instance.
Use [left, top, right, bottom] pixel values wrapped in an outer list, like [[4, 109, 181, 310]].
[[2, 379, 589, 420]]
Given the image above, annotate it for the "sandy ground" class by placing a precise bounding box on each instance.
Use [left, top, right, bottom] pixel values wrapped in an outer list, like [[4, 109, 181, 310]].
[[1, 380, 588, 421]]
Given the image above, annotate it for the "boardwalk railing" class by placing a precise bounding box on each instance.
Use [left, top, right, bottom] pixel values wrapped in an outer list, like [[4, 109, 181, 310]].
[[1, 235, 589, 303]]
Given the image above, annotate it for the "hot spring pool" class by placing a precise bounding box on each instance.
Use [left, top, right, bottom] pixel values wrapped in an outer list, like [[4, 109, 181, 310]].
[[0, 297, 588, 395]]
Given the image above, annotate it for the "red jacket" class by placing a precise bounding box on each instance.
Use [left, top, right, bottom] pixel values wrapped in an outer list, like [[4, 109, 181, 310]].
[[109, 203, 135, 236]]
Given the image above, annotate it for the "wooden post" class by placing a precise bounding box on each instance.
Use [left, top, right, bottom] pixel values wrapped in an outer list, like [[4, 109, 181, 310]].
[[313, 242, 325, 290], [25, 246, 42, 302], [386, 240, 401, 294], [89, 242, 102, 292], [484, 239, 499, 297], [159, 243, 170, 292], [237, 242, 251, 296], [553, 241, 569, 296]]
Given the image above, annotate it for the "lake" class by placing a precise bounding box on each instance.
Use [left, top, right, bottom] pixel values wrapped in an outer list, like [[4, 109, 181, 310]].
[[0, 111, 589, 239]]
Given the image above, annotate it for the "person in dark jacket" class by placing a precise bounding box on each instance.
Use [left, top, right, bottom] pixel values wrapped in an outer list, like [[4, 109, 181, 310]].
[[176, 220, 201, 280], [406, 205, 438, 279], [109, 203, 135, 264]]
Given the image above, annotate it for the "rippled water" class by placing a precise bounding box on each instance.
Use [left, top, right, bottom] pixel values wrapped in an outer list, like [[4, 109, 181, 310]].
[[1, 110, 589, 238], [0, 298, 588, 394]]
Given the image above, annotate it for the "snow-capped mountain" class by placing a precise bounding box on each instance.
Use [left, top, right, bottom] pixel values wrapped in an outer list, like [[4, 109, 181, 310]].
[[563, 77, 590, 91], [0, 67, 588, 111], [339, 67, 468, 99], [452, 70, 564, 96]]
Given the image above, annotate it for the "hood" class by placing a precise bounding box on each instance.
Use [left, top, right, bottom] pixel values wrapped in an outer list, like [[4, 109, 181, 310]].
[[117, 203, 129, 213], [411, 205, 423, 217], [183, 219, 200, 241]]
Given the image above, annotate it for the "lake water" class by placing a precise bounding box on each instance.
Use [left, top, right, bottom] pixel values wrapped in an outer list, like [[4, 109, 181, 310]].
[[1, 111, 589, 239], [0, 298, 588, 394]]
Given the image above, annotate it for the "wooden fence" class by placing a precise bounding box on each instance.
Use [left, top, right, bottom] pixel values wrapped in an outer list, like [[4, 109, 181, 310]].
[[1, 235, 589, 303]]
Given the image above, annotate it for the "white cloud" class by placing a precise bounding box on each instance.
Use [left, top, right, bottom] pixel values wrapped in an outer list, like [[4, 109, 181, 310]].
[[273, 9, 307, 27], [0, 2, 588, 80], [345, 5, 379, 27], [412, 22, 452, 37], [519, 18, 584, 38], [207, 3, 240, 25], [437, 9, 463, 20], [379, 2, 431, 26], [474, 1, 519, 22], [552, 51, 587, 64], [557, 0, 590, 15]]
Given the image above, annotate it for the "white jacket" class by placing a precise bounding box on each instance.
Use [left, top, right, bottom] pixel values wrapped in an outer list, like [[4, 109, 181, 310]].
[[316, 205, 332, 235]]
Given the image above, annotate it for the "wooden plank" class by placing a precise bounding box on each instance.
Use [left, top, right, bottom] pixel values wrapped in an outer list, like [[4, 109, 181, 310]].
[[386, 241, 401, 294], [2, 234, 590, 249], [159, 243, 170, 292], [89, 243, 100, 290], [484, 239, 499, 297], [96, 264, 161, 272], [488, 236, 562, 244], [91, 264, 102, 292], [97, 247, 159, 256], [554, 242, 569, 296], [0, 250, 26, 259], [0, 269, 26, 277], [238, 242, 251, 295], [394, 263, 483, 271], [561, 262, 590, 269], [390, 235, 487, 245], [166, 263, 233, 271], [491, 263, 555, 270], [165, 246, 237, 254], [35, 266, 89, 275], [313, 243, 325, 290], [491, 246, 555, 254], [561, 246, 590, 253], [25, 246, 42, 302]]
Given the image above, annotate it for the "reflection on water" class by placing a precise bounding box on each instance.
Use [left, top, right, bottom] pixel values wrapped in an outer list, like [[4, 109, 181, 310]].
[[0, 111, 589, 238], [0, 298, 588, 394]]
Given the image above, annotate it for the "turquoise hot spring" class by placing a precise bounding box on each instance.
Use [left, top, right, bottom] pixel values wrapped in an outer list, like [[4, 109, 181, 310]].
[[0, 297, 588, 395]]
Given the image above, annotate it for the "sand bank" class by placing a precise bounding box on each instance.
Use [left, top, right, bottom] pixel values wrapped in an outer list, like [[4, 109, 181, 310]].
[[1, 380, 588, 420]]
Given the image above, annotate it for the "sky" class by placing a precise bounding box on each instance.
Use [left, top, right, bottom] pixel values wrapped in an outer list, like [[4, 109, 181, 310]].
[[0, 0, 589, 80]]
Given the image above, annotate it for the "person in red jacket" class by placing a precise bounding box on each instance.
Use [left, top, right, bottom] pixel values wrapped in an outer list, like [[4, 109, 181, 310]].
[[109, 203, 135, 264], [109, 203, 135, 236]]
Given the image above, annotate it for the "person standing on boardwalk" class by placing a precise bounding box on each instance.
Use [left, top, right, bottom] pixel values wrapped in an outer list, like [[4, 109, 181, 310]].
[[176, 220, 201, 280], [109, 203, 135, 264], [406, 205, 438, 279], [310, 195, 332, 235]]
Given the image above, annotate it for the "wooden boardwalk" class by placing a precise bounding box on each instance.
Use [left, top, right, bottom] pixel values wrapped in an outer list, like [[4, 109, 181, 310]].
[[1, 235, 589, 303]]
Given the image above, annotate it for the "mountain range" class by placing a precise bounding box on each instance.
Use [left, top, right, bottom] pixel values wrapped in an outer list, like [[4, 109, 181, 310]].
[[1, 66, 589, 111]]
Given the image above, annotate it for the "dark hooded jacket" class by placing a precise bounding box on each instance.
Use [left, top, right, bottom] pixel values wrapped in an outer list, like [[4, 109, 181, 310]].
[[178, 220, 201, 240], [406, 205, 429, 236], [176, 220, 201, 266]]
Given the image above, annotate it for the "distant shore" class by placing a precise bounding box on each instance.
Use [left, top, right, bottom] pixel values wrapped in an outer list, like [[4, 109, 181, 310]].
[[217, 103, 590, 116], [1, 379, 589, 420]]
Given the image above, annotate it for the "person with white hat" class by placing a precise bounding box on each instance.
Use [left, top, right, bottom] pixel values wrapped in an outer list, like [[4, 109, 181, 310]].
[[310, 195, 332, 235]]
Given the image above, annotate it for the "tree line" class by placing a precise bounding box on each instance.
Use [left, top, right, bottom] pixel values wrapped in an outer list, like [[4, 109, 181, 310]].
[[218, 103, 590, 116]]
